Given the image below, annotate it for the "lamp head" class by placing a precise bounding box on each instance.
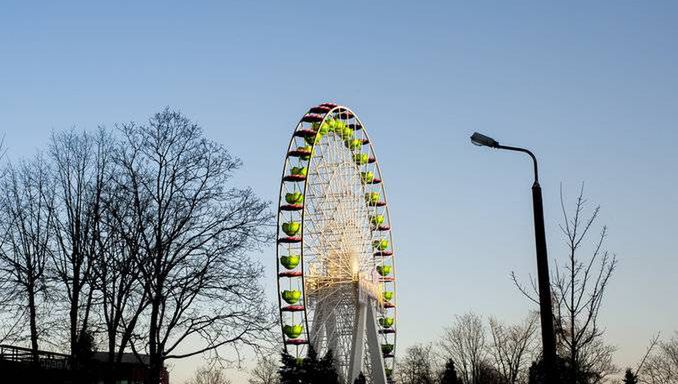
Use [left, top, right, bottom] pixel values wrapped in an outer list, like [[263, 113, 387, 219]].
[[470, 132, 499, 148]]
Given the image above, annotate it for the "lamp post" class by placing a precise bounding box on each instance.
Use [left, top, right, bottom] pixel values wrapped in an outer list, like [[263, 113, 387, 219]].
[[470, 132, 557, 383]]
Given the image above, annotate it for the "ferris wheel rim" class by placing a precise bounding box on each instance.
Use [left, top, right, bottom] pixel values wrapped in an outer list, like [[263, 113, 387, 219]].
[[275, 103, 397, 380]]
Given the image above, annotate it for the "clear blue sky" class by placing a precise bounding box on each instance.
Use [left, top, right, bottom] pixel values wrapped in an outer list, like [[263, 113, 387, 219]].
[[2, 1, 677, 382]]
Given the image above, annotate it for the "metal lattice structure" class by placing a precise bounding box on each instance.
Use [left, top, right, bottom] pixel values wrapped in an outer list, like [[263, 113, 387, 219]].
[[276, 103, 397, 384]]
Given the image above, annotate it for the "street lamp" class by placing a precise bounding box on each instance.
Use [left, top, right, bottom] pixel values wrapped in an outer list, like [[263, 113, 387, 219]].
[[470, 131, 557, 382]]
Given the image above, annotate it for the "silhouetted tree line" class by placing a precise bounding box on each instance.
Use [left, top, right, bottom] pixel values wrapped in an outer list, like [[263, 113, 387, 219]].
[[205, 330, 678, 384], [390, 186, 678, 384], [0, 109, 274, 384]]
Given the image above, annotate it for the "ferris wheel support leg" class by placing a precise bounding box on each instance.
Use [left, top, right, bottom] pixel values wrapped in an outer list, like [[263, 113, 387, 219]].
[[327, 310, 339, 358], [310, 302, 325, 353], [348, 300, 367, 382], [366, 302, 388, 384]]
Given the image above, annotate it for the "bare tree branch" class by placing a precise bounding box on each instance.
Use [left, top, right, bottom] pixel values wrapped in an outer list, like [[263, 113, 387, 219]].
[[396, 343, 437, 384], [639, 332, 678, 384], [439, 312, 487, 384], [114, 109, 274, 383], [553, 184, 617, 382], [487, 313, 539, 384], [0, 156, 54, 361]]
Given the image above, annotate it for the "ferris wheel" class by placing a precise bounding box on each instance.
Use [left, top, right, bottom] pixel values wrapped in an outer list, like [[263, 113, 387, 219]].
[[276, 103, 397, 384]]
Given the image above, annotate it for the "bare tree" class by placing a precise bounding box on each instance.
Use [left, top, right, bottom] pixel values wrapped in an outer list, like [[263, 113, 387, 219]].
[[487, 314, 538, 384], [186, 365, 232, 384], [631, 333, 661, 380], [396, 343, 437, 384], [249, 356, 279, 384], [0, 157, 54, 362], [79, 128, 152, 383], [513, 184, 617, 382], [47, 129, 108, 358], [440, 312, 487, 384], [115, 109, 273, 383], [95, 186, 150, 362], [553, 184, 617, 382], [0, 138, 30, 346], [640, 332, 678, 384]]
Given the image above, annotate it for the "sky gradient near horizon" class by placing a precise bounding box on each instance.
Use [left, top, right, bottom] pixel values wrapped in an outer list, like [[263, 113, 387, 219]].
[[2, 1, 677, 382]]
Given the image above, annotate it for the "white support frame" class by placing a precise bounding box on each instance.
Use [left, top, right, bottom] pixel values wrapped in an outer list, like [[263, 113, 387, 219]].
[[348, 299, 367, 382], [366, 300, 388, 384], [348, 295, 387, 384]]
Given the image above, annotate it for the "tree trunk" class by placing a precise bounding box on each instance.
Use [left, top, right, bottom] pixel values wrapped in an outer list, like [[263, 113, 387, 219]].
[[27, 281, 39, 364], [105, 327, 116, 384], [70, 280, 80, 358], [146, 292, 162, 384]]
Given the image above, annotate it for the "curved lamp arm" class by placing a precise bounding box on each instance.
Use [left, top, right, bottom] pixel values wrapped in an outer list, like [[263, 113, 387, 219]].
[[495, 145, 539, 184]]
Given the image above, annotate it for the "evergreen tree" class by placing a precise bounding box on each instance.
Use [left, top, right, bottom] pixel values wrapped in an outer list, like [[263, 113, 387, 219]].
[[354, 372, 367, 384], [74, 328, 96, 365], [528, 355, 580, 384], [279, 349, 303, 384], [476, 362, 504, 384], [622, 369, 638, 384], [74, 328, 97, 384], [280, 346, 340, 384], [439, 359, 461, 384], [528, 361, 539, 384], [301, 346, 320, 384], [313, 349, 340, 384]]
